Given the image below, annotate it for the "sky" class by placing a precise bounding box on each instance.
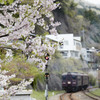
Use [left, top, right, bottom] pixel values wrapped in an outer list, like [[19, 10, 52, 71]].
[[85, 0, 100, 5]]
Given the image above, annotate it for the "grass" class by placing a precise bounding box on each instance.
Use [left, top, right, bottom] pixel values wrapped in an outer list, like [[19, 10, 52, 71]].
[[31, 90, 64, 100], [91, 88, 100, 96]]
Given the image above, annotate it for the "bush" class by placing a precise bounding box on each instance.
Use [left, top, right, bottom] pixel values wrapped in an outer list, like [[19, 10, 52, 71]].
[[1, 56, 39, 85], [89, 74, 96, 86]]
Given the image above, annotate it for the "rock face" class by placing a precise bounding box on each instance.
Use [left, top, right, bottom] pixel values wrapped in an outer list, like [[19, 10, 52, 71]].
[[36, 74, 62, 91], [48, 74, 62, 91], [53, 10, 72, 34]]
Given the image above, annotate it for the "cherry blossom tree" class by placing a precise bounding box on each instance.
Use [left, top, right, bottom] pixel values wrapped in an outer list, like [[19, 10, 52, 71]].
[[0, 0, 61, 99], [0, 64, 33, 99], [0, 0, 61, 70]]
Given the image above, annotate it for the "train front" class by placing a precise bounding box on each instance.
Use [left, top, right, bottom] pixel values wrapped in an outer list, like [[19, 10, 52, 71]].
[[62, 72, 77, 92]]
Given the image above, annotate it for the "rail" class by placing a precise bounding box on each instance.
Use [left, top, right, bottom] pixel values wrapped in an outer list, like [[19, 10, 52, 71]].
[[60, 88, 100, 100], [60, 93, 66, 100], [88, 89, 100, 98], [60, 93, 73, 100], [83, 89, 100, 100]]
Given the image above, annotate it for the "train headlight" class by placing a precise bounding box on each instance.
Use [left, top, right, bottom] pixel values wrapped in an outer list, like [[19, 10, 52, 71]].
[[67, 81, 71, 84]]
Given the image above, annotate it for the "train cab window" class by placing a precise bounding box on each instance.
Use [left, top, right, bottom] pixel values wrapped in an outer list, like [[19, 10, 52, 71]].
[[62, 75, 66, 80], [67, 75, 71, 80]]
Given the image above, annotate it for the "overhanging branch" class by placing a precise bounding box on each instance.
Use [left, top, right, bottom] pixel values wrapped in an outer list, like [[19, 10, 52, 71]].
[[0, 24, 28, 38], [0, 46, 18, 51], [0, 34, 9, 38]]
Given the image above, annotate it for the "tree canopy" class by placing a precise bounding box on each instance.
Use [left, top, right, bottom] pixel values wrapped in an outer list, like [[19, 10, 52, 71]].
[[0, 0, 60, 99], [84, 9, 100, 24]]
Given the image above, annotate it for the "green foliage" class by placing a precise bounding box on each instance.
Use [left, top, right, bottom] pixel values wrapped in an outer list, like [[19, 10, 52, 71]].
[[70, 1, 77, 10], [0, 48, 6, 60], [12, 12, 19, 18], [84, 9, 100, 24], [43, 32, 49, 36], [7, 0, 14, 4], [65, 58, 83, 72], [31, 90, 64, 100], [58, 0, 77, 17], [52, 50, 63, 59], [1, 56, 39, 84], [35, 25, 46, 35], [91, 34, 100, 43], [21, 0, 34, 5], [12, 49, 23, 57], [91, 89, 100, 96], [48, 51, 83, 74], [89, 74, 96, 86], [0, 0, 14, 5], [32, 73, 45, 89], [10, 78, 22, 84], [96, 52, 100, 57], [77, 8, 86, 15]]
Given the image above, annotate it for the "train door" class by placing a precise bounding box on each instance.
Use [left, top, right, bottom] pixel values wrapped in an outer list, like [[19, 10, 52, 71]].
[[62, 75, 67, 89], [66, 75, 72, 85], [72, 75, 77, 86]]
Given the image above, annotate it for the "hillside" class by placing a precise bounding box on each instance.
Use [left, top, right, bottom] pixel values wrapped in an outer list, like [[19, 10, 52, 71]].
[[53, 0, 88, 34], [53, 0, 100, 49], [74, 0, 100, 14]]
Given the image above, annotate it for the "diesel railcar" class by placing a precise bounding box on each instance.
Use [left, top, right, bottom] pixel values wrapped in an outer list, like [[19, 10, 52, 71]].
[[62, 72, 89, 92]]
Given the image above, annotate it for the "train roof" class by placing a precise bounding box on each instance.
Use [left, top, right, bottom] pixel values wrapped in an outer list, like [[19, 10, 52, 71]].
[[62, 72, 88, 76], [62, 72, 78, 76]]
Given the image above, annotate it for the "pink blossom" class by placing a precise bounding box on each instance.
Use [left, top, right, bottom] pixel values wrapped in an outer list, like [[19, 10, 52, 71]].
[[0, 0, 60, 98]]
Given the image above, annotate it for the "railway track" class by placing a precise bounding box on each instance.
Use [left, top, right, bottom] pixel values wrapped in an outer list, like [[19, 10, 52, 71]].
[[59, 88, 100, 100], [88, 89, 100, 98], [60, 93, 66, 100], [83, 89, 100, 100], [60, 93, 73, 100]]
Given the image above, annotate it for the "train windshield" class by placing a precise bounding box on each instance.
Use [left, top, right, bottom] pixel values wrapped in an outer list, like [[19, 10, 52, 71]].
[[72, 75, 77, 80], [66, 75, 71, 80], [62, 75, 66, 80]]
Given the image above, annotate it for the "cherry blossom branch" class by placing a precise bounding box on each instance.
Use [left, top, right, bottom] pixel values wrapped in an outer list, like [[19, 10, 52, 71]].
[[13, 24, 28, 32], [0, 46, 18, 51], [0, 34, 9, 38], [0, 24, 28, 37]]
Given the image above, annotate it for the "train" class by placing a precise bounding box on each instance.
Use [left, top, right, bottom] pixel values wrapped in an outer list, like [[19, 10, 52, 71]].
[[62, 72, 89, 92]]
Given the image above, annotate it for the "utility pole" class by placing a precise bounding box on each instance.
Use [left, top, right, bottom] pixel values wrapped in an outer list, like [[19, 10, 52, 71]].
[[45, 72, 49, 100], [45, 53, 50, 100], [81, 28, 85, 48]]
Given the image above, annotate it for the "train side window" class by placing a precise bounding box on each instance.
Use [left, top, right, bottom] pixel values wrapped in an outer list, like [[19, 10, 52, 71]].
[[78, 76, 81, 80]]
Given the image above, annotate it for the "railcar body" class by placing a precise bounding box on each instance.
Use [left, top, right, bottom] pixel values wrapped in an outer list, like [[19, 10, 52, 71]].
[[62, 72, 89, 92], [82, 74, 89, 89]]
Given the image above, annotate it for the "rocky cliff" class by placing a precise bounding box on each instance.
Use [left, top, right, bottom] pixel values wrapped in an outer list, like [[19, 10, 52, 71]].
[[54, 0, 100, 49]]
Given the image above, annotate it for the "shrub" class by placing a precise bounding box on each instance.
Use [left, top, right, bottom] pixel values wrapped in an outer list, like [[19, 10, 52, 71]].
[[1, 56, 39, 85], [89, 74, 96, 86]]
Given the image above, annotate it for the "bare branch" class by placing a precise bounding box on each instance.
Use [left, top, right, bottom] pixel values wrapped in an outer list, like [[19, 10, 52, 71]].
[[0, 34, 9, 38]]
